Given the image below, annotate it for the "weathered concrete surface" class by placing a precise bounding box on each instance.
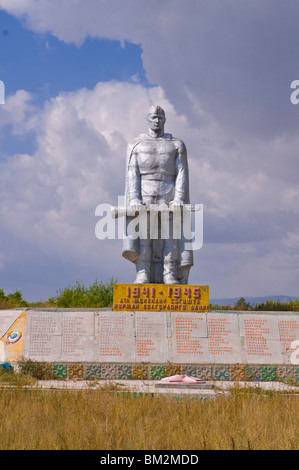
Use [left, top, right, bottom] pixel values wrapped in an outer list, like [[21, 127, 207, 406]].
[[0, 310, 23, 339], [1, 309, 298, 366], [3, 379, 296, 399]]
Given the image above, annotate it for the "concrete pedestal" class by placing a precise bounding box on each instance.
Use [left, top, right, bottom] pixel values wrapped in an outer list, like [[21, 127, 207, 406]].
[[0, 308, 298, 382]]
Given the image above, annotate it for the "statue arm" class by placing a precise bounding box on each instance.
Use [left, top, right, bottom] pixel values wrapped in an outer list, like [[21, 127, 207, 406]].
[[127, 149, 142, 204], [173, 141, 189, 204]]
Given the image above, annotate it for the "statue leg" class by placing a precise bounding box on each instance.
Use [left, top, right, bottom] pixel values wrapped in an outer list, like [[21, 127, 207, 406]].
[[177, 265, 191, 284], [134, 239, 151, 284], [163, 260, 179, 284], [162, 213, 179, 284], [151, 239, 163, 283]]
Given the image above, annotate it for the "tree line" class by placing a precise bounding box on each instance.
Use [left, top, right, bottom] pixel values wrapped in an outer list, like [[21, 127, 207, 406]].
[[0, 285, 298, 311]]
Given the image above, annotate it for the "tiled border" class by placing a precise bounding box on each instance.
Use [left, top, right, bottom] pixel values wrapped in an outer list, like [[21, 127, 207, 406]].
[[17, 362, 299, 383]]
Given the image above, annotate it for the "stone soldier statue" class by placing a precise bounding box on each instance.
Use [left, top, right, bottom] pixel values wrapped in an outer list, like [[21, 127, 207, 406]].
[[122, 105, 193, 284]]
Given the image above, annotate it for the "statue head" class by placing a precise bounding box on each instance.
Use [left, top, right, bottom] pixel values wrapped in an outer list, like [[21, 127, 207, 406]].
[[147, 105, 165, 117], [146, 105, 166, 135]]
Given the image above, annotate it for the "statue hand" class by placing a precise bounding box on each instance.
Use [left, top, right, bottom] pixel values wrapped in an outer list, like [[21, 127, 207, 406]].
[[169, 200, 183, 211], [129, 199, 147, 214]]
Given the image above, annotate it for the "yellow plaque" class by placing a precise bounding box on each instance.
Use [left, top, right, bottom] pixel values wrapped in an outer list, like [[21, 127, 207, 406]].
[[113, 284, 209, 312]]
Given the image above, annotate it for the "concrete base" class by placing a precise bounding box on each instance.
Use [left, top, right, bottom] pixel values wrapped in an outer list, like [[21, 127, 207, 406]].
[[155, 382, 213, 389], [0, 309, 298, 383], [1, 379, 297, 399]]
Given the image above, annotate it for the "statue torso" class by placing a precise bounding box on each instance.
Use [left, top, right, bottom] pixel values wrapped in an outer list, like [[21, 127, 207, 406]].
[[134, 136, 180, 176], [127, 133, 186, 204]]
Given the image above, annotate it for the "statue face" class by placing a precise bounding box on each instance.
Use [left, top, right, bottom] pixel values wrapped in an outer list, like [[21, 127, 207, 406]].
[[147, 112, 166, 133]]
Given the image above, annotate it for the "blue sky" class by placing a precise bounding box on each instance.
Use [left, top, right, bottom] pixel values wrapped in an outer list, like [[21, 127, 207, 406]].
[[0, 1, 299, 302], [0, 9, 149, 157], [0, 10, 149, 99]]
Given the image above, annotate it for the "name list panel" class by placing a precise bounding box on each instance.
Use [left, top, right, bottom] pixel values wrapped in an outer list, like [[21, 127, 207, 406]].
[[171, 312, 209, 363], [207, 313, 242, 363], [278, 315, 299, 364], [97, 311, 135, 362], [24, 311, 62, 362], [61, 311, 95, 362], [241, 314, 283, 364], [135, 311, 168, 362]]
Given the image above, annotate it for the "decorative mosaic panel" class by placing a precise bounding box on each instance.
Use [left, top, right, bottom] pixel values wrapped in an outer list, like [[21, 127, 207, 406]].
[[52, 364, 67, 380], [33, 362, 53, 380], [260, 366, 276, 382], [20, 360, 36, 376], [100, 364, 116, 379], [16, 362, 298, 383], [230, 365, 246, 381], [85, 364, 101, 380], [196, 365, 213, 380], [117, 364, 132, 379], [150, 365, 166, 380], [132, 365, 148, 380], [68, 364, 84, 380], [245, 366, 262, 382], [165, 364, 181, 377], [213, 365, 230, 381], [277, 365, 295, 382], [181, 365, 197, 377]]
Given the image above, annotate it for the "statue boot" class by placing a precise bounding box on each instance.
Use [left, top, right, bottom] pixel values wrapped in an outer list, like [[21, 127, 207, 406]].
[[163, 261, 179, 284], [134, 258, 151, 284]]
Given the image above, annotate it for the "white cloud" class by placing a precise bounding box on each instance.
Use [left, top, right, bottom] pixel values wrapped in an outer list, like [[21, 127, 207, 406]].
[[0, 1, 299, 298], [0, 90, 39, 135], [1, 0, 298, 136]]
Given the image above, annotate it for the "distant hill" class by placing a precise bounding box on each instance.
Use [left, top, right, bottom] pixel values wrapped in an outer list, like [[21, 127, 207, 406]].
[[209, 295, 299, 306]]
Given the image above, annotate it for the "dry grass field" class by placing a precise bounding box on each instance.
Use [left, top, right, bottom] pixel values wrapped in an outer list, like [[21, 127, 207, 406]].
[[0, 374, 298, 450]]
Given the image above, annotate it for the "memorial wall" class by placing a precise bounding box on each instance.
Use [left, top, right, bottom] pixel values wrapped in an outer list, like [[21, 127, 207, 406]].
[[1, 309, 298, 382]]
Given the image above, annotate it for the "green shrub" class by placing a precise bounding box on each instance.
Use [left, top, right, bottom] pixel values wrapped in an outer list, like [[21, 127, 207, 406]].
[[0, 289, 28, 309], [48, 278, 115, 308], [253, 299, 299, 312], [210, 297, 299, 312]]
